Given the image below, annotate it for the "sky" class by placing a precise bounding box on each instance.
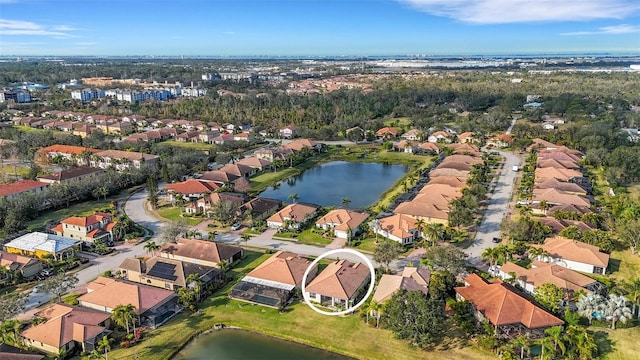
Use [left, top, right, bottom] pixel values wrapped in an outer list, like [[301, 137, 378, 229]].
[[0, 0, 639, 56]]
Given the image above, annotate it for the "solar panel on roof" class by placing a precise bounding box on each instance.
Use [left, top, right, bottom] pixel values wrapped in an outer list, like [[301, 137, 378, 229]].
[[147, 262, 178, 281]]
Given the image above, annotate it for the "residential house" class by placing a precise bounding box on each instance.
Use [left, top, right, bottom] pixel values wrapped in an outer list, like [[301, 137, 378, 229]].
[[393, 201, 450, 227], [428, 131, 452, 143], [455, 274, 564, 339], [534, 167, 583, 183], [72, 124, 96, 138], [212, 134, 235, 145], [236, 156, 271, 172], [199, 170, 251, 193], [4, 232, 81, 260], [36, 167, 103, 185], [241, 197, 282, 221], [51, 212, 116, 245], [372, 214, 418, 245], [21, 304, 110, 355], [426, 175, 468, 189], [401, 129, 422, 141], [282, 138, 321, 152], [536, 158, 580, 170], [497, 261, 603, 299], [267, 203, 319, 229], [537, 151, 582, 164], [186, 192, 246, 215], [218, 163, 256, 178], [535, 178, 588, 195], [254, 147, 294, 162], [375, 127, 399, 140], [486, 134, 513, 148], [438, 154, 484, 171], [0, 180, 49, 200], [457, 132, 476, 144], [418, 142, 440, 154], [372, 267, 430, 303], [305, 259, 371, 309], [117, 256, 222, 291], [531, 188, 591, 209], [198, 131, 220, 144], [39, 145, 101, 166], [536, 217, 593, 234], [91, 150, 159, 170], [532, 237, 610, 275], [230, 251, 318, 308], [447, 142, 482, 156], [0, 250, 43, 279], [159, 238, 243, 267], [0, 343, 44, 360], [315, 209, 369, 240], [279, 125, 298, 138], [417, 183, 464, 204], [396, 140, 419, 153], [165, 179, 220, 200], [176, 130, 200, 143], [78, 277, 180, 329]]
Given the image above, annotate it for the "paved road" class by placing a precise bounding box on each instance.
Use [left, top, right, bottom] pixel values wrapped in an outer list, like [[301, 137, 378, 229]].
[[21, 189, 160, 314], [465, 149, 522, 263]]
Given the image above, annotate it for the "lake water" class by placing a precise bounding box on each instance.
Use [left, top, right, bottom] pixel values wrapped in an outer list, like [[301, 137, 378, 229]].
[[177, 329, 352, 360], [259, 161, 408, 208]]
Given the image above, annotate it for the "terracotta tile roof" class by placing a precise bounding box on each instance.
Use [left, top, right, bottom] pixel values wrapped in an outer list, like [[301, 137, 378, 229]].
[[536, 217, 593, 233], [160, 238, 242, 264], [547, 203, 592, 215], [95, 149, 159, 162], [0, 180, 48, 197], [166, 179, 220, 194], [426, 175, 468, 188], [306, 259, 371, 300], [315, 209, 370, 232], [200, 170, 240, 183], [535, 178, 587, 195], [418, 183, 464, 200], [418, 142, 441, 151], [429, 167, 470, 178], [0, 343, 45, 360], [535, 167, 583, 183], [219, 163, 254, 177], [430, 131, 450, 138], [236, 156, 272, 168], [501, 261, 597, 293], [197, 192, 246, 208], [533, 237, 610, 268], [536, 158, 580, 170], [527, 138, 560, 152], [447, 143, 481, 153], [37, 167, 103, 182], [267, 203, 318, 224], [41, 144, 100, 155], [376, 214, 418, 238], [375, 127, 399, 136], [455, 274, 564, 329], [78, 277, 176, 314], [61, 212, 112, 228], [393, 201, 449, 220], [246, 251, 317, 287], [23, 304, 109, 348], [372, 267, 430, 303], [0, 250, 40, 270], [537, 151, 582, 163], [532, 188, 591, 207], [282, 138, 319, 151]]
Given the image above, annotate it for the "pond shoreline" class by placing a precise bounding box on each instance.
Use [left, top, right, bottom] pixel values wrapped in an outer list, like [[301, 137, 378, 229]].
[[173, 324, 355, 360]]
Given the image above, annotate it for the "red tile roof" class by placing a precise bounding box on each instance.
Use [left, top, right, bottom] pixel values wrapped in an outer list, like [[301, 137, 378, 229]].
[[455, 274, 563, 329], [41, 144, 100, 155], [0, 180, 48, 197], [166, 179, 220, 194]]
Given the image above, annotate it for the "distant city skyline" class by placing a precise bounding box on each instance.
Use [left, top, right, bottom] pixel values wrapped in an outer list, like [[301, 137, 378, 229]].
[[0, 0, 639, 56]]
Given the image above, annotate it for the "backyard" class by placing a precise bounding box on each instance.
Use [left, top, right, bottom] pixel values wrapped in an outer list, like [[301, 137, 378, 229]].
[[108, 251, 494, 360]]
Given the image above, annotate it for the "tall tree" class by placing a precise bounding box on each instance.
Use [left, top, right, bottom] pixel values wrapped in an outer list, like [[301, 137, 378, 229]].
[[535, 283, 564, 314], [422, 245, 468, 275], [0, 293, 27, 322], [373, 240, 402, 271], [38, 273, 79, 302], [288, 193, 299, 203], [97, 335, 113, 360], [143, 241, 160, 256], [111, 304, 137, 335], [382, 290, 447, 349]]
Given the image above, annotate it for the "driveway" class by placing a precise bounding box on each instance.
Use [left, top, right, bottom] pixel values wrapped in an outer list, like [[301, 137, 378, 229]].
[[19, 189, 162, 316], [465, 149, 522, 264]]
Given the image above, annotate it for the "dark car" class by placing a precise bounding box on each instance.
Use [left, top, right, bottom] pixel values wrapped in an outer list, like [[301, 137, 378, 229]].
[[492, 237, 501, 243]]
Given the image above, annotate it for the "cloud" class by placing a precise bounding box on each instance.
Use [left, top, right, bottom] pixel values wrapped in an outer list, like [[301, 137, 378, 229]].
[[397, 0, 640, 24], [561, 24, 640, 36], [0, 19, 77, 37]]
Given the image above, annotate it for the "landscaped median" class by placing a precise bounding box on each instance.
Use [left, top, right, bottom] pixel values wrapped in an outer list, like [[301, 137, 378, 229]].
[[107, 251, 493, 360]]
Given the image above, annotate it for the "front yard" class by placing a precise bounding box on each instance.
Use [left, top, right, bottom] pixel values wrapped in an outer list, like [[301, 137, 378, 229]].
[[156, 206, 204, 226]]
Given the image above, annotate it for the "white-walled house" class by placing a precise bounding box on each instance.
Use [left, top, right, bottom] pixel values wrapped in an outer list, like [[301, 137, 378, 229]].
[[305, 259, 370, 310], [532, 237, 610, 275], [497, 261, 601, 297], [315, 209, 369, 240], [266, 203, 318, 229], [372, 214, 418, 245]]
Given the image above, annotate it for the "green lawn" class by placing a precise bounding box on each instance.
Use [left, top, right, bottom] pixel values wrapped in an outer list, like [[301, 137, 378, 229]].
[[24, 193, 128, 231], [296, 228, 333, 246], [596, 327, 640, 360], [350, 237, 378, 253], [383, 117, 412, 128], [608, 249, 640, 283], [0, 163, 30, 180], [108, 252, 493, 360], [156, 206, 203, 226]]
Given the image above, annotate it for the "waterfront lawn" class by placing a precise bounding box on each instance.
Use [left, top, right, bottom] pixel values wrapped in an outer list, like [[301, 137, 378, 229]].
[[156, 206, 203, 226], [596, 327, 640, 360], [109, 252, 493, 360]]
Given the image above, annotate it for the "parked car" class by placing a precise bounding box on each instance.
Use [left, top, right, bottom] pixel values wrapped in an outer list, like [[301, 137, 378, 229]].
[[492, 237, 501, 243], [230, 223, 242, 231]]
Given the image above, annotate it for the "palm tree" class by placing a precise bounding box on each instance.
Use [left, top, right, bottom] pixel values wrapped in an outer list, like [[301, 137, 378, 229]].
[[375, 305, 383, 328], [240, 233, 251, 250], [143, 241, 160, 257], [341, 197, 351, 209], [288, 193, 299, 203], [602, 293, 633, 330], [218, 259, 230, 273], [511, 335, 530, 359], [566, 325, 597, 360], [528, 246, 544, 260], [539, 200, 550, 215], [544, 325, 567, 357], [481, 247, 500, 272], [619, 278, 640, 318], [538, 336, 555, 360], [365, 301, 379, 325], [422, 223, 442, 247], [186, 273, 203, 302], [414, 218, 426, 245], [111, 304, 137, 335], [97, 335, 113, 360]]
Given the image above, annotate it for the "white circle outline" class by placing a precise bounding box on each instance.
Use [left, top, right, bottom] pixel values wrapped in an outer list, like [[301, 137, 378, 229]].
[[301, 248, 376, 316]]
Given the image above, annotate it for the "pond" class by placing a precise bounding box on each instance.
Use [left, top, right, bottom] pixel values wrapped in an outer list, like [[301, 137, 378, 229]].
[[176, 329, 353, 360], [259, 161, 408, 208]]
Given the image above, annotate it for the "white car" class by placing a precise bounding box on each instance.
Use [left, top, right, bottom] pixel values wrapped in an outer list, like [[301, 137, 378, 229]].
[[230, 223, 242, 231]]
